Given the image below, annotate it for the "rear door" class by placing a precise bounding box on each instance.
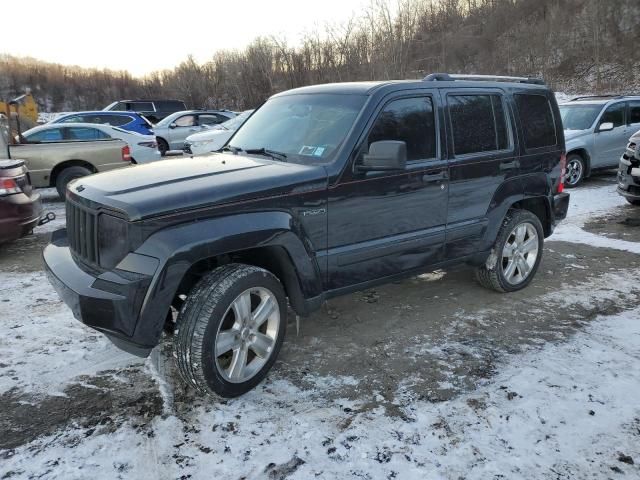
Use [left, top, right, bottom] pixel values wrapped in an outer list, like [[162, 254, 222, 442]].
[[593, 102, 628, 167], [443, 89, 517, 259]]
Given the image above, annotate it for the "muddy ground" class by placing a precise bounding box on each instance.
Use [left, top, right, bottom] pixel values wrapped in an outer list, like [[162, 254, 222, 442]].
[[2, 172, 640, 478]]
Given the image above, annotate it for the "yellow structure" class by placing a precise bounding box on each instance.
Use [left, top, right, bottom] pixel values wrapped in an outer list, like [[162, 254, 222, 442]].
[[1, 92, 38, 124]]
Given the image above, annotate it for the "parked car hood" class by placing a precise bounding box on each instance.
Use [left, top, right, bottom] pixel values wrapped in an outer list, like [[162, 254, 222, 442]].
[[563, 129, 590, 141], [68, 153, 328, 221], [186, 128, 230, 143]]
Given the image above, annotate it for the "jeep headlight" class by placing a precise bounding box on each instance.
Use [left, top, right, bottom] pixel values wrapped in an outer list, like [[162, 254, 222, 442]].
[[98, 213, 129, 269]]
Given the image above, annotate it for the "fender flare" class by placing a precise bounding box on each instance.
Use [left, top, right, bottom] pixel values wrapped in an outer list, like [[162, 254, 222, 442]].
[[127, 211, 323, 347]]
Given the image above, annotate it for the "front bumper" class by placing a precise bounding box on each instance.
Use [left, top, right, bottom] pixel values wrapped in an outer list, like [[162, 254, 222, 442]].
[[617, 155, 640, 200], [43, 228, 158, 357]]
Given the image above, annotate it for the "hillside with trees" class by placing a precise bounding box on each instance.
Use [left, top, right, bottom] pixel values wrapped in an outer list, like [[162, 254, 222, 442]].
[[1, 0, 638, 112]]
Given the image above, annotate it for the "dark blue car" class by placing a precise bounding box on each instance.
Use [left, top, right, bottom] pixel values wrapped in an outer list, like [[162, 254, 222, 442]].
[[51, 111, 154, 135]]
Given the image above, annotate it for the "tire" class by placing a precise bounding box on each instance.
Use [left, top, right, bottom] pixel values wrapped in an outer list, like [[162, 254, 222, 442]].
[[626, 198, 640, 206], [173, 263, 287, 398], [157, 138, 169, 157], [564, 153, 585, 188], [476, 209, 544, 293], [55, 166, 92, 198]]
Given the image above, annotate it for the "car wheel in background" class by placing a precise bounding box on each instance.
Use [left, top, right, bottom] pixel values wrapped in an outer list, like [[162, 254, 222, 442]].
[[157, 138, 169, 157], [476, 209, 544, 293], [173, 264, 287, 398], [626, 198, 640, 206], [55, 166, 92, 198], [564, 154, 585, 188]]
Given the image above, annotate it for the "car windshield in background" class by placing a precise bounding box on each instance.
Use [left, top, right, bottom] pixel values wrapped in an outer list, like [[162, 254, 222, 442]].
[[230, 94, 366, 164], [559, 104, 603, 130]]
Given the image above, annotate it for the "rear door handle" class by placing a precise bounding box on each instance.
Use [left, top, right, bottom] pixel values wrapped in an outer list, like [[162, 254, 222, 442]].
[[422, 171, 448, 182], [500, 160, 520, 171]]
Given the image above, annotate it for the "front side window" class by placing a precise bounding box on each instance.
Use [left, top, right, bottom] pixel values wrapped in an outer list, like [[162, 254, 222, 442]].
[[230, 94, 366, 164], [25, 128, 63, 142], [515, 94, 557, 149], [367, 97, 437, 161], [559, 104, 602, 130], [449, 94, 509, 156], [600, 103, 625, 128], [629, 101, 640, 125], [175, 115, 197, 127]]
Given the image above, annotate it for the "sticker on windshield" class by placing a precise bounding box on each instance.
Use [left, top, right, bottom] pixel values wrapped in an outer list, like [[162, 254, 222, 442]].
[[299, 145, 317, 156], [313, 147, 325, 157]]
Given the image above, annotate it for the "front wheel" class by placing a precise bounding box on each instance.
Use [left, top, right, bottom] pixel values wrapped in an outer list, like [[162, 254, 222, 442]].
[[564, 154, 585, 188], [476, 210, 544, 293], [173, 264, 287, 397], [55, 166, 92, 198], [157, 138, 169, 157]]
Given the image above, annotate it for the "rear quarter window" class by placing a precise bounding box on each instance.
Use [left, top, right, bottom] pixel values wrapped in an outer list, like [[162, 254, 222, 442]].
[[515, 94, 557, 149]]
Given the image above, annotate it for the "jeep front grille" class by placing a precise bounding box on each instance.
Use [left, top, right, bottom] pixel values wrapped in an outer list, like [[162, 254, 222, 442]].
[[66, 201, 98, 264]]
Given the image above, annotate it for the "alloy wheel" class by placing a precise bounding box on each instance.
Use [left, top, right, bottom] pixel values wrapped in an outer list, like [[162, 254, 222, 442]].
[[214, 287, 280, 383], [501, 222, 539, 285]]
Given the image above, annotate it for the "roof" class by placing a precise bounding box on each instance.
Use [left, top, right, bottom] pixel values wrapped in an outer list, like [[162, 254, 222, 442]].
[[272, 76, 550, 98]]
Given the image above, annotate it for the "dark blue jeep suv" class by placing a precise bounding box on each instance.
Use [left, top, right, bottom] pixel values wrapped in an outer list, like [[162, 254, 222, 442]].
[[44, 74, 570, 398]]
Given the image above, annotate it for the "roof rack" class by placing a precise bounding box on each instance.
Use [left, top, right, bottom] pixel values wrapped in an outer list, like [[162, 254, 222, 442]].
[[423, 73, 545, 85], [569, 94, 627, 101]]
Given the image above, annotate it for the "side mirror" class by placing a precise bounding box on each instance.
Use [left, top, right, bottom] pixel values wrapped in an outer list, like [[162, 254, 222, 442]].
[[598, 122, 614, 132], [169, 123, 177, 129], [357, 140, 407, 172]]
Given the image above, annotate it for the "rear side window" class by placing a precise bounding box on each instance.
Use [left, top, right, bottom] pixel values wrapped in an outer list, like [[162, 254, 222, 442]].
[[515, 94, 557, 149], [156, 100, 185, 111], [65, 127, 110, 140], [368, 97, 437, 161], [449, 94, 509, 155], [198, 114, 226, 126], [102, 115, 132, 127], [629, 101, 640, 125], [59, 115, 83, 123], [175, 115, 197, 127], [129, 102, 154, 112]]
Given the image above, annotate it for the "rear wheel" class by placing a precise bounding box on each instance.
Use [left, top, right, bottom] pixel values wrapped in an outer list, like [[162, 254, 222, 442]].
[[173, 264, 287, 397], [476, 210, 544, 293], [157, 138, 169, 156], [55, 166, 92, 198], [564, 154, 585, 188]]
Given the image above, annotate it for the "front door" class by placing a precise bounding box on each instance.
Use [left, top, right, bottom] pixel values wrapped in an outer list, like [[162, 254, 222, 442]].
[[168, 113, 200, 149], [326, 93, 448, 291], [593, 102, 629, 167]]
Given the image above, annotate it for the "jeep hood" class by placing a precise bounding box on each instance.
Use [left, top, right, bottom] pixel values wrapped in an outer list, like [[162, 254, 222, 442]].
[[69, 153, 328, 220]]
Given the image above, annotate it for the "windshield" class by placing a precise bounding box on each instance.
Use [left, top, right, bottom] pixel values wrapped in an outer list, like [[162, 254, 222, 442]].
[[559, 104, 603, 130], [229, 94, 366, 164]]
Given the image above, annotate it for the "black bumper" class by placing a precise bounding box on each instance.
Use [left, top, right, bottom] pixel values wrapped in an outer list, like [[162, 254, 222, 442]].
[[552, 192, 570, 223], [43, 229, 157, 357]]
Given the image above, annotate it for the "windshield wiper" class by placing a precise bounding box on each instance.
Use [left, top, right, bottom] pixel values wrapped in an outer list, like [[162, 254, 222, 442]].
[[244, 147, 288, 162], [222, 145, 242, 154]]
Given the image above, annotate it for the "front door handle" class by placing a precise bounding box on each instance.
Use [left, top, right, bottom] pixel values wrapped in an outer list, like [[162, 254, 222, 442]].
[[422, 171, 448, 182]]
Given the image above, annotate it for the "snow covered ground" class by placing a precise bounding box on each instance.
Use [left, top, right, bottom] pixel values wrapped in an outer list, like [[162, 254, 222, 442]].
[[1, 175, 640, 479]]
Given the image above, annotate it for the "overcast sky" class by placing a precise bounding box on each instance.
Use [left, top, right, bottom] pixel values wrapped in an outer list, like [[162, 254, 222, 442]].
[[6, 0, 371, 76]]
